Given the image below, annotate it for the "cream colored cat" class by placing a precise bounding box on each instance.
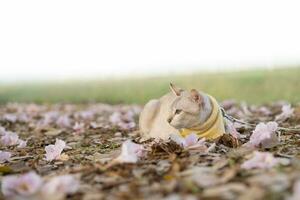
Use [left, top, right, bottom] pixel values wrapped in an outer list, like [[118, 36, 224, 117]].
[[139, 83, 225, 140]]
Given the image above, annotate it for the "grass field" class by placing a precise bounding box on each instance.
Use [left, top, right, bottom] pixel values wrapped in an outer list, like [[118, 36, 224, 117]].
[[0, 67, 300, 104]]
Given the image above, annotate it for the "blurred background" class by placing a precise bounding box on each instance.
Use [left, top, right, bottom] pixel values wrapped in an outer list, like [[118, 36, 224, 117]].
[[0, 0, 300, 104]]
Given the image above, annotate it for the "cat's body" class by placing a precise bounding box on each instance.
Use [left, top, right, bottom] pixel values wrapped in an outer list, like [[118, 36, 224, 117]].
[[139, 91, 180, 140], [139, 84, 215, 140]]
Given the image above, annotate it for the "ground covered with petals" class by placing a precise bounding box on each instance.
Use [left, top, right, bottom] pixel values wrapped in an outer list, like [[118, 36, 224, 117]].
[[0, 101, 300, 200]]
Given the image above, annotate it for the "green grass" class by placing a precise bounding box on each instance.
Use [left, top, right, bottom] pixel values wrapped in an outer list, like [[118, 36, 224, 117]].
[[1, 67, 300, 104]]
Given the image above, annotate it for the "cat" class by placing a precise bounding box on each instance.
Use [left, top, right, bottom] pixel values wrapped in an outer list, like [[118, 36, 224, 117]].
[[139, 83, 225, 140]]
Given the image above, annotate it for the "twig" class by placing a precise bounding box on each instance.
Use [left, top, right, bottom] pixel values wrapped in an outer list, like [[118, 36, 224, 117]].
[[221, 108, 300, 133]]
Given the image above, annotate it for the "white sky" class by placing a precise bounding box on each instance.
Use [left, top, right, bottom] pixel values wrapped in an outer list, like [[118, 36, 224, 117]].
[[1, 0, 300, 82]]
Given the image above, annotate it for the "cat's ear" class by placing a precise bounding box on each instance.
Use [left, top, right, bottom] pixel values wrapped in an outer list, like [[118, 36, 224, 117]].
[[169, 83, 182, 96], [191, 89, 202, 105]]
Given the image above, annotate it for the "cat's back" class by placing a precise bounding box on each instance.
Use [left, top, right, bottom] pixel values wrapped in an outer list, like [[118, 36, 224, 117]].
[[139, 92, 177, 138]]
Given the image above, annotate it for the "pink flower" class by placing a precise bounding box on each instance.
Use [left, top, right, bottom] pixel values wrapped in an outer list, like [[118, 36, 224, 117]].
[[45, 139, 67, 162], [17, 139, 27, 148], [184, 133, 201, 146], [1, 171, 79, 200], [115, 140, 145, 163], [170, 133, 207, 150], [40, 111, 59, 127], [118, 121, 136, 130], [241, 151, 279, 170], [18, 113, 30, 123], [258, 106, 272, 116], [72, 122, 85, 135], [0, 130, 27, 148], [2, 114, 17, 123], [1, 131, 20, 146], [0, 151, 11, 163], [275, 104, 294, 122], [109, 112, 121, 124], [41, 175, 79, 199], [0, 126, 6, 135], [109, 111, 136, 130], [1, 171, 43, 197], [75, 110, 94, 120], [56, 115, 71, 128], [90, 122, 103, 129], [289, 180, 300, 200], [247, 122, 279, 148]]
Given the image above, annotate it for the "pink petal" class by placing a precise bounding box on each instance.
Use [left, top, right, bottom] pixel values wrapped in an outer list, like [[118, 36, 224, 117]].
[[72, 122, 85, 135], [275, 104, 294, 122], [241, 151, 279, 170], [109, 111, 136, 130], [187, 138, 208, 151], [41, 175, 79, 197], [109, 112, 122, 124], [1, 131, 20, 146], [40, 111, 59, 127], [45, 145, 60, 161], [0, 126, 6, 135], [0, 129, 27, 148], [55, 139, 66, 150], [289, 180, 300, 200], [115, 140, 145, 163], [17, 139, 27, 148], [1, 175, 19, 197], [0, 151, 11, 163], [56, 115, 71, 128], [1, 171, 43, 197], [44, 139, 67, 161], [258, 106, 272, 116], [170, 133, 207, 151], [248, 122, 278, 148], [90, 122, 103, 129], [2, 114, 17, 123], [75, 110, 95, 120], [184, 133, 199, 147]]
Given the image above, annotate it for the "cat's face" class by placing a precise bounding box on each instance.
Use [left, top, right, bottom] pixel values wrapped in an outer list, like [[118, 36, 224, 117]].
[[167, 84, 204, 129]]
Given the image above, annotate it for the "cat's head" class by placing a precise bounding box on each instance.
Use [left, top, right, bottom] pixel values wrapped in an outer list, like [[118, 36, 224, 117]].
[[167, 83, 208, 129]]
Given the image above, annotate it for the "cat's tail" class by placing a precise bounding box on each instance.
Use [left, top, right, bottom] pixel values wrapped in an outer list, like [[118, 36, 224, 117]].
[[139, 99, 160, 138]]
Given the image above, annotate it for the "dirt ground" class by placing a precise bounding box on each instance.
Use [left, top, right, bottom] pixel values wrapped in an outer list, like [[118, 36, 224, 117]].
[[0, 101, 300, 200]]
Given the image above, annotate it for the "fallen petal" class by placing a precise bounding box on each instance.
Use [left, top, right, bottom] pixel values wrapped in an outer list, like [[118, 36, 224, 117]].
[[275, 104, 294, 122], [17, 139, 27, 148], [1, 131, 20, 146], [241, 151, 279, 170], [0, 151, 11, 163], [44, 139, 67, 162], [247, 122, 279, 148], [1, 171, 43, 198], [115, 140, 145, 163], [41, 175, 79, 199]]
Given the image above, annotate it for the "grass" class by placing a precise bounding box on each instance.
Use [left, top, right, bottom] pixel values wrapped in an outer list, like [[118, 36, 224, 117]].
[[0, 67, 300, 105]]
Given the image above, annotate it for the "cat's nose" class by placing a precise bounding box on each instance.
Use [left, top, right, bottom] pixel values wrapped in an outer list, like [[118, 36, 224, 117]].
[[167, 117, 172, 123]]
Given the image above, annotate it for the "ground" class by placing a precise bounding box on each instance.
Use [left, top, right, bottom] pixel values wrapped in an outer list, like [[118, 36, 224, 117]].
[[0, 100, 300, 200]]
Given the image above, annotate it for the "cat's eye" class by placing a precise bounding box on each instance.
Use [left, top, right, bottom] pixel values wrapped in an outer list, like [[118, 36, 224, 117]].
[[175, 109, 182, 115]]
